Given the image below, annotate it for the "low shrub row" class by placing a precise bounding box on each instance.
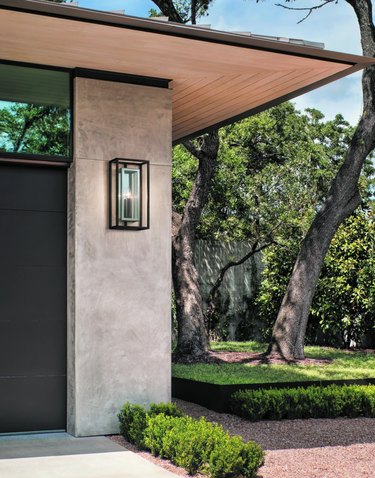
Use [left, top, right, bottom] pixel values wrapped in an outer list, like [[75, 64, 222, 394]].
[[118, 402, 183, 448], [230, 384, 375, 421], [118, 402, 264, 478]]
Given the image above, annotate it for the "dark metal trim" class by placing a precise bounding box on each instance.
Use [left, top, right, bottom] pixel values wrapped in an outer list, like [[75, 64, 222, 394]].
[[139, 164, 143, 227], [69, 69, 74, 161], [0, 429, 66, 437], [146, 161, 150, 229], [110, 225, 151, 231], [109, 158, 150, 231], [0, 0, 373, 67], [0, 157, 70, 168], [0, 60, 170, 90], [173, 63, 364, 144], [0, 58, 71, 73], [74, 68, 170, 89], [172, 377, 375, 414], [0, 151, 72, 164]]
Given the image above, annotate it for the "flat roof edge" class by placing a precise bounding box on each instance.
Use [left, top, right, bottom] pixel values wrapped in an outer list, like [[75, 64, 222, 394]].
[[0, 0, 374, 67]]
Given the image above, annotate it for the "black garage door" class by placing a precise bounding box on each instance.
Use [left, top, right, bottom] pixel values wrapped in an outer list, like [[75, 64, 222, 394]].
[[0, 164, 67, 433]]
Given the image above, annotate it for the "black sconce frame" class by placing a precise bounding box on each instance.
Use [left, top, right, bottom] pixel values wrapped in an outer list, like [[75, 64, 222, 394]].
[[109, 158, 150, 230]]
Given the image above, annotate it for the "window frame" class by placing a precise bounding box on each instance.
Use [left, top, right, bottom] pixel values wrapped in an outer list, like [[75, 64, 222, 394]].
[[0, 59, 73, 164]]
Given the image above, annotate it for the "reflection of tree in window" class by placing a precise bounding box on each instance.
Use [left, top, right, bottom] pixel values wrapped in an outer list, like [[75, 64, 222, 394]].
[[0, 102, 69, 156]]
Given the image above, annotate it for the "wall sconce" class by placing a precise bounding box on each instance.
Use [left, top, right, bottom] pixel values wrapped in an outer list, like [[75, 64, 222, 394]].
[[109, 158, 150, 230]]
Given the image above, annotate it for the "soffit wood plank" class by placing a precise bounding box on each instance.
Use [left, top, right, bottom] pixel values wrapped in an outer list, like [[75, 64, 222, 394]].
[[173, 68, 324, 126], [173, 69, 304, 122], [173, 67, 336, 138], [0, 10, 350, 78], [172, 74, 252, 108], [173, 68, 333, 136], [172, 76, 225, 102]]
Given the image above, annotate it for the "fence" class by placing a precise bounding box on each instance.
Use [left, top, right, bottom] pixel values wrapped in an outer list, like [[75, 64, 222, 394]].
[[194, 240, 263, 340]]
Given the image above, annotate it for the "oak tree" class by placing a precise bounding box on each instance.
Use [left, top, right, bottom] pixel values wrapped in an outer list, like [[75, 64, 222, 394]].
[[268, 0, 375, 360], [152, 0, 219, 361]]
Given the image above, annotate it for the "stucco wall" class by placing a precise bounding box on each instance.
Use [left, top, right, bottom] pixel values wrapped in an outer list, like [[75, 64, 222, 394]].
[[67, 78, 172, 436]]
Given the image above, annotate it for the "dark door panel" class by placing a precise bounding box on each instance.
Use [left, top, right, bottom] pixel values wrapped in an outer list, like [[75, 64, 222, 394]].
[[0, 210, 66, 267], [0, 265, 66, 323], [0, 165, 67, 212], [0, 376, 66, 434], [0, 319, 66, 376], [0, 164, 67, 433]]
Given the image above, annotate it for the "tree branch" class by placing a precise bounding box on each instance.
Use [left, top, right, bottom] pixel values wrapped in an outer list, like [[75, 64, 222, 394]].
[[151, 0, 184, 22], [14, 106, 52, 152], [182, 139, 205, 161], [191, 0, 198, 24], [275, 0, 336, 24], [345, 0, 375, 57], [205, 240, 277, 330]]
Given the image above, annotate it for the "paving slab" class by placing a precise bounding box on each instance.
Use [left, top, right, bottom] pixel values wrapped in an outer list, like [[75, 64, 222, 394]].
[[0, 433, 179, 478]]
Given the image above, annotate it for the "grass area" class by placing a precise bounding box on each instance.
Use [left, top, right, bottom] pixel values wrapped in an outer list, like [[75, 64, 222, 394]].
[[211, 341, 266, 353], [172, 342, 375, 385]]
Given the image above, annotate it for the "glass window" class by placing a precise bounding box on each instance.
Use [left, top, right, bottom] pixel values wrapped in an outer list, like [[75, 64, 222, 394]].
[[0, 63, 71, 158]]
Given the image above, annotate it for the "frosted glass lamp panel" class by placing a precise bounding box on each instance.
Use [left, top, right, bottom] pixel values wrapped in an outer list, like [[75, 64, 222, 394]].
[[119, 168, 140, 222]]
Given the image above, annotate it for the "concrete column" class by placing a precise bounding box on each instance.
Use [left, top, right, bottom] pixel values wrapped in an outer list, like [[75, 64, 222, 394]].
[[67, 78, 172, 436]]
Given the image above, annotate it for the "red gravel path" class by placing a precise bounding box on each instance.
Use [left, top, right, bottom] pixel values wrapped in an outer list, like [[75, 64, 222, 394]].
[[261, 444, 375, 478]]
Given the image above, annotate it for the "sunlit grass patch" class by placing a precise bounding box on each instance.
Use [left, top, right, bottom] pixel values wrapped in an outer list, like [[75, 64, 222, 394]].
[[172, 342, 375, 385]]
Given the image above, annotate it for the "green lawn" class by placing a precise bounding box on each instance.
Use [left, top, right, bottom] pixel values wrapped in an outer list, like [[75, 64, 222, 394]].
[[172, 342, 375, 385]]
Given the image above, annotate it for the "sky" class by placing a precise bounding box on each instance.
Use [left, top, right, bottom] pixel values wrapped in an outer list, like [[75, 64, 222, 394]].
[[75, 0, 364, 125]]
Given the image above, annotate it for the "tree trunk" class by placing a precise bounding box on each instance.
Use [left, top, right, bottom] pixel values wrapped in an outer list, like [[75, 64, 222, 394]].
[[150, 0, 183, 22], [150, 0, 219, 361], [172, 230, 209, 360], [173, 132, 220, 361], [14, 106, 52, 152], [270, 0, 375, 360]]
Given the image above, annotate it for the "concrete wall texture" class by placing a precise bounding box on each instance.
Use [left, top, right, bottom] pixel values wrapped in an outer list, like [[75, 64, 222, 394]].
[[67, 78, 172, 436]]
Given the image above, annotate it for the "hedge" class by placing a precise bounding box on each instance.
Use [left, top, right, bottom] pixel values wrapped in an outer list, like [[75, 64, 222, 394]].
[[230, 384, 375, 421], [118, 402, 183, 449], [118, 402, 264, 478]]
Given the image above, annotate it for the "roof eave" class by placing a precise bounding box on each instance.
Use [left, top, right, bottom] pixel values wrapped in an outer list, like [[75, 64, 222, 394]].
[[0, 0, 373, 68], [173, 63, 363, 144]]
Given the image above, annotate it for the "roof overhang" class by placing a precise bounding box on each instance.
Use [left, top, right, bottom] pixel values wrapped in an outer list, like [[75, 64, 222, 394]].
[[0, 0, 373, 144]]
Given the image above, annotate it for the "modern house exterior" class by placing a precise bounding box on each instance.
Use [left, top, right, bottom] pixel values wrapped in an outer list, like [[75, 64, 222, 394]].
[[0, 0, 373, 437]]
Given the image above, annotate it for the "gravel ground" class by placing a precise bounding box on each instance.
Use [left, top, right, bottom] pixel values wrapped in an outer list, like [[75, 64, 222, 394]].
[[109, 398, 375, 478]]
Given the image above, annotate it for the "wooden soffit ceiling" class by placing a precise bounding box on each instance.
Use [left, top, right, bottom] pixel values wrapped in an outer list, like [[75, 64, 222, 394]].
[[0, 0, 373, 144]]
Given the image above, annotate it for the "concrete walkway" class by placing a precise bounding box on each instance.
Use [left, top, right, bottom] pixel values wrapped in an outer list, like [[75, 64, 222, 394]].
[[0, 433, 179, 478]]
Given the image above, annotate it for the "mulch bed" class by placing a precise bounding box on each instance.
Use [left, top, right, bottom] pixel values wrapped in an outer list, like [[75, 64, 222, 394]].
[[174, 347, 375, 366], [208, 350, 332, 366]]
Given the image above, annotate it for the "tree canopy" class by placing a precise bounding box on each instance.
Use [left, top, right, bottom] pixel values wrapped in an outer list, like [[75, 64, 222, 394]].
[[173, 102, 374, 245], [258, 206, 375, 347], [173, 101, 375, 346]]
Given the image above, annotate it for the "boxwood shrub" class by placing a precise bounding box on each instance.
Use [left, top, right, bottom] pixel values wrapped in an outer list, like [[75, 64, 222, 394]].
[[230, 384, 375, 421], [118, 402, 264, 478], [118, 402, 183, 449]]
